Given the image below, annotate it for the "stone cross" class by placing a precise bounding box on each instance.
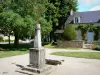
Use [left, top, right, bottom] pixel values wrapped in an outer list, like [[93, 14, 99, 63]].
[[34, 24, 42, 48], [30, 24, 45, 69], [25, 23, 52, 74]]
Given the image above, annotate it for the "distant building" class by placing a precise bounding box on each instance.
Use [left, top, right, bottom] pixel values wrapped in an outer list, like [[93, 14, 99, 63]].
[[56, 10, 100, 42]]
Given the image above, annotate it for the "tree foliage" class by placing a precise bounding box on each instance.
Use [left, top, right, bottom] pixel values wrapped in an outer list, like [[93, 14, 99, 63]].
[[0, 0, 78, 47], [46, 0, 78, 42], [76, 24, 91, 41], [76, 24, 100, 41], [0, 10, 25, 46], [0, 0, 52, 48], [92, 26, 100, 40], [58, 0, 77, 28]]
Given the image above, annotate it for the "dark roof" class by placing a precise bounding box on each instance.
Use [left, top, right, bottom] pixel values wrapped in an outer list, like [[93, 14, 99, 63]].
[[65, 10, 100, 25]]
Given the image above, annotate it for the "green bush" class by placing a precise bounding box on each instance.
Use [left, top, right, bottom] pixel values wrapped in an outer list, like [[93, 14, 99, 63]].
[[94, 45, 100, 51], [63, 25, 77, 40]]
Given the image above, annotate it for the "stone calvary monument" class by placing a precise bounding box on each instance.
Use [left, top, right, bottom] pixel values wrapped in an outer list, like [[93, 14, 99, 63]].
[[27, 24, 52, 74], [29, 24, 46, 70]]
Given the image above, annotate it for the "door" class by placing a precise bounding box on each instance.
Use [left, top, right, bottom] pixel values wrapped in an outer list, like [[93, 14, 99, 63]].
[[87, 32, 94, 43]]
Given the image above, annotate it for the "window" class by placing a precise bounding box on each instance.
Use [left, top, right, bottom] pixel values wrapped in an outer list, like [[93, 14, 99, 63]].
[[74, 17, 80, 23]]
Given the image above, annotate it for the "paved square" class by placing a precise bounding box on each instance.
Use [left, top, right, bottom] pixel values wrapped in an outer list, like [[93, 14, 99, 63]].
[[0, 49, 100, 75]]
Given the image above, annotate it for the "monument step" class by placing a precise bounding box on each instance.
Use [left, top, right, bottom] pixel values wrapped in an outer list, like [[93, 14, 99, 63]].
[[16, 69, 37, 75], [16, 65, 57, 75]]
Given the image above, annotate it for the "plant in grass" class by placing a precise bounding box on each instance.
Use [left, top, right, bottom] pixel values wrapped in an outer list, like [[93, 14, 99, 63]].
[[63, 25, 77, 40]]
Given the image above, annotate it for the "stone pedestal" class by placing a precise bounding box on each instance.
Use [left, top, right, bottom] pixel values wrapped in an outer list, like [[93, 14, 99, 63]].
[[29, 48, 45, 69], [19, 48, 53, 74]]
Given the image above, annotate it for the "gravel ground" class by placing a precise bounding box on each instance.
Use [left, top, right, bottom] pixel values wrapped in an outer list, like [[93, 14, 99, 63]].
[[0, 48, 100, 75]]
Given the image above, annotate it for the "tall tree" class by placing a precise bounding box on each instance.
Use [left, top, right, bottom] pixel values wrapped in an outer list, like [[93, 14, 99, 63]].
[[0, 10, 25, 46], [0, 0, 52, 47], [58, 0, 77, 28], [10, 0, 52, 47], [46, 0, 77, 42], [46, 0, 60, 42]]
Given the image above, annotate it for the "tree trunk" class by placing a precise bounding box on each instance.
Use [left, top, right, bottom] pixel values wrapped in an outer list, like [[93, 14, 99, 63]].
[[50, 22, 57, 43], [14, 31, 19, 48], [8, 33, 10, 45], [50, 31, 53, 42]]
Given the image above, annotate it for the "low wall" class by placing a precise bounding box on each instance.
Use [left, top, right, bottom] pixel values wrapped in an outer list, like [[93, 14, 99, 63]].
[[89, 41, 100, 49], [91, 41, 100, 45], [57, 40, 84, 48]]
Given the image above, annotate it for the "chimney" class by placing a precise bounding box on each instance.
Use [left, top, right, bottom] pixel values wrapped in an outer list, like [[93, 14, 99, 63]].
[[70, 9, 74, 15]]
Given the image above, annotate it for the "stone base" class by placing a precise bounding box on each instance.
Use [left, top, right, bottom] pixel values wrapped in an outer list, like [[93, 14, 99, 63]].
[[29, 48, 45, 69], [24, 65, 52, 74], [16, 65, 56, 75]]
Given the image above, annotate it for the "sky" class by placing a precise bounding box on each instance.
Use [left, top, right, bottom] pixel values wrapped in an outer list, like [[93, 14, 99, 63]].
[[78, 0, 100, 12]]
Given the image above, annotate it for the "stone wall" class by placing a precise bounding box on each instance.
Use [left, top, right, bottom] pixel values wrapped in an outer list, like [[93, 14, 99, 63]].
[[91, 41, 100, 45], [57, 40, 84, 48], [89, 41, 100, 49]]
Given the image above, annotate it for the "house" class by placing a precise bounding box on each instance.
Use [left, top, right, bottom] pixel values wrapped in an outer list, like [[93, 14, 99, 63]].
[[61, 10, 100, 43], [65, 10, 100, 24]]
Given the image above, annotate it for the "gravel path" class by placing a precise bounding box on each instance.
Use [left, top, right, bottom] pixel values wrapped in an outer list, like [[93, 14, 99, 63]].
[[0, 48, 100, 75]]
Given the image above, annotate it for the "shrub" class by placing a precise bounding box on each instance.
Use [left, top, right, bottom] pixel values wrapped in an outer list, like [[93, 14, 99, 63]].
[[94, 45, 100, 51], [63, 25, 77, 40]]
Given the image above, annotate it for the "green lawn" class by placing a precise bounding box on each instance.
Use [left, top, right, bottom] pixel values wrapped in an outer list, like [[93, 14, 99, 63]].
[[0, 44, 30, 58], [52, 52, 100, 59], [0, 50, 29, 58], [44, 44, 57, 48]]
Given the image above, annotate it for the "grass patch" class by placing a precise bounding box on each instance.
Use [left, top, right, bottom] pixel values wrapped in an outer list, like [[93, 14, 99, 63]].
[[52, 52, 100, 59], [0, 44, 30, 58], [44, 44, 57, 48], [61, 48, 80, 50], [44, 44, 80, 50], [0, 49, 29, 58]]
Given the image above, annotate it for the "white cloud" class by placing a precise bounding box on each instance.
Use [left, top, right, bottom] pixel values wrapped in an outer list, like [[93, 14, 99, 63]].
[[90, 6, 100, 11], [78, 0, 100, 5]]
